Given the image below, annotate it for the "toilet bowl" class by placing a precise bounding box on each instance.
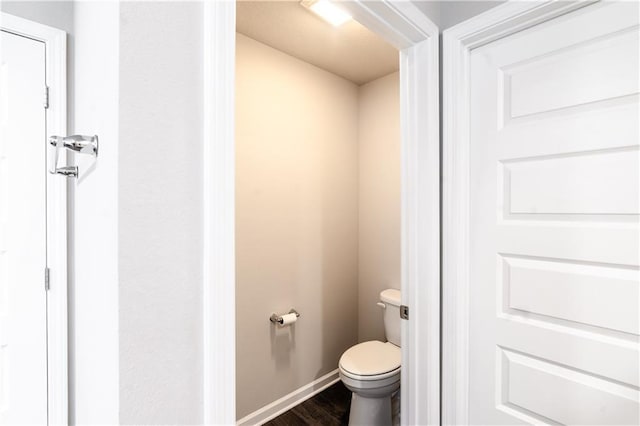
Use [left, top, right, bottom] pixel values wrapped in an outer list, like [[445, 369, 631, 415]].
[[339, 289, 402, 426], [339, 340, 400, 425]]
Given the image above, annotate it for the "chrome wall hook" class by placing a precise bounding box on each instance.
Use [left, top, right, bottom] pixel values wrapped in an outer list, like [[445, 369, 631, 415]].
[[49, 135, 99, 177]]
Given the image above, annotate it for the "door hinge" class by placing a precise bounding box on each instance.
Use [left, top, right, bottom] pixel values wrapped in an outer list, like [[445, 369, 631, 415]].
[[400, 304, 409, 320], [44, 86, 50, 109], [44, 267, 50, 291]]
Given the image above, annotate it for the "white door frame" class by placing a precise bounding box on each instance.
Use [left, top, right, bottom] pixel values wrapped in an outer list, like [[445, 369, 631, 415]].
[[441, 1, 597, 424], [0, 13, 68, 426], [203, 1, 440, 424]]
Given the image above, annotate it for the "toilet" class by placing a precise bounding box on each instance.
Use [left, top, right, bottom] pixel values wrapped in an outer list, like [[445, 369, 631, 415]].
[[339, 289, 401, 426]]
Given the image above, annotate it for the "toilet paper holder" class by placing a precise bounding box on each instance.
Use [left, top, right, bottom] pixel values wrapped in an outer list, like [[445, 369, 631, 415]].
[[270, 309, 300, 325]]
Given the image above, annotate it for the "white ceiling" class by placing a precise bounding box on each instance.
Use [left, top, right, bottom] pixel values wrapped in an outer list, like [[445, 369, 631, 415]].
[[236, 1, 399, 85]]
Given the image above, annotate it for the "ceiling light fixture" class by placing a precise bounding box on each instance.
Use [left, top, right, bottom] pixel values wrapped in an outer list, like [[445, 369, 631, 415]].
[[301, 0, 352, 27]]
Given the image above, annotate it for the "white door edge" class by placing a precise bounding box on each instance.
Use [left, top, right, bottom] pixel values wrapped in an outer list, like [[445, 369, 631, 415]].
[[442, 1, 598, 425], [202, 1, 440, 425], [0, 12, 68, 426]]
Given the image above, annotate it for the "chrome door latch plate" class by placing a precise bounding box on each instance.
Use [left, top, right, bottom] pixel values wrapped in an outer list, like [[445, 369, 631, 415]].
[[400, 305, 409, 320]]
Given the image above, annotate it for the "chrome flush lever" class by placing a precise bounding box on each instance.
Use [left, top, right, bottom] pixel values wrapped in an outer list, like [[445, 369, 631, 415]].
[[49, 135, 99, 177]]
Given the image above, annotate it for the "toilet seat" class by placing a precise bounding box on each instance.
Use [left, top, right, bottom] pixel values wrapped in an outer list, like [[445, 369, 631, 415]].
[[339, 340, 401, 381]]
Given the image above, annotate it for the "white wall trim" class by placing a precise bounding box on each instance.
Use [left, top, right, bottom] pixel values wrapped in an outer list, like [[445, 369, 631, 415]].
[[203, 1, 439, 424], [202, 1, 236, 425], [236, 369, 340, 426], [442, 1, 596, 425], [0, 12, 68, 426], [341, 3, 440, 424]]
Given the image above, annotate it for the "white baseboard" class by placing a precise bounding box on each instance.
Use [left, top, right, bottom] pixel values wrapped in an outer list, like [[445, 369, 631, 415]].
[[236, 369, 341, 426]]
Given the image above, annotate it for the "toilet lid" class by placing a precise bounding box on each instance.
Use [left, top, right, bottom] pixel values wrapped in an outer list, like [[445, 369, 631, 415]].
[[339, 341, 400, 377]]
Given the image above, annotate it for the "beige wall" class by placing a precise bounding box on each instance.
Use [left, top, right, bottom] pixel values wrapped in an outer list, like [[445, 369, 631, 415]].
[[235, 33, 360, 419], [357, 73, 401, 342]]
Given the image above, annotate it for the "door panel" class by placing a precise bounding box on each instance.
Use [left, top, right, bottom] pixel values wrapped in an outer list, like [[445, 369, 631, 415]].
[[505, 149, 638, 215], [469, 2, 639, 424], [506, 28, 638, 118], [504, 256, 638, 335], [498, 347, 638, 425], [0, 30, 48, 424]]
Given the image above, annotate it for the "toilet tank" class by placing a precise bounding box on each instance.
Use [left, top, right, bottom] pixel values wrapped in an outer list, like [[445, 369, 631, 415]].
[[380, 289, 401, 347]]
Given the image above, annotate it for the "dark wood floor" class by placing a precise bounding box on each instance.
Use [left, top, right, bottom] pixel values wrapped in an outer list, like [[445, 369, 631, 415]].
[[264, 382, 351, 426]]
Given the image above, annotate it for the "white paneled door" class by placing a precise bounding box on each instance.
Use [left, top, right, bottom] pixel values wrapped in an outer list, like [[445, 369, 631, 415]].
[[0, 30, 48, 424], [468, 2, 639, 424]]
